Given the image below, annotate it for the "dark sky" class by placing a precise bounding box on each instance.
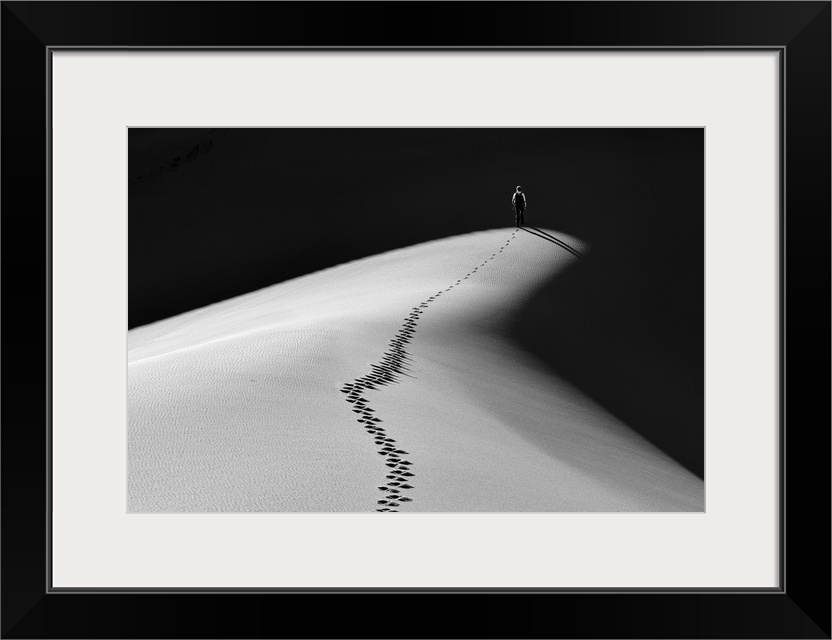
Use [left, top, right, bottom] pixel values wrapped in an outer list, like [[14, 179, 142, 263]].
[[129, 128, 704, 476]]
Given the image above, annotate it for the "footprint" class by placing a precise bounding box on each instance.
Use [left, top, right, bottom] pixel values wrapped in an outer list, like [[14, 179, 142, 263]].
[[348, 235, 510, 512]]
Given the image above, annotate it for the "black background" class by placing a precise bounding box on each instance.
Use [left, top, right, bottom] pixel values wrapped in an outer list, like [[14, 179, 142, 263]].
[[129, 127, 705, 476], [3, 2, 829, 639]]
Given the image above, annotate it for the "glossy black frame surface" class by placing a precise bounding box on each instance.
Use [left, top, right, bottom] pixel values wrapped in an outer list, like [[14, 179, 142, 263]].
[[2, 2, 829, 638]]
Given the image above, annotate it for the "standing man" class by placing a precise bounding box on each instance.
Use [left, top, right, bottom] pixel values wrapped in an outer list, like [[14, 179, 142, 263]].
[[512, 186, 526, 227]]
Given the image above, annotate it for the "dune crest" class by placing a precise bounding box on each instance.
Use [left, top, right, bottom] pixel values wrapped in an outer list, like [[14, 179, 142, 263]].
[[128, 228, 703, 512]]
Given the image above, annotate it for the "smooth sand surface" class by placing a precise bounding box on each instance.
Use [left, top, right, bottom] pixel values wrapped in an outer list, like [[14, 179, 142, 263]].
[[128, 228, 703, 512]]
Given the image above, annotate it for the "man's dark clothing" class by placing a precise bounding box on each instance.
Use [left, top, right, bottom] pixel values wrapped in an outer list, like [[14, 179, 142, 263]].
[[513, 191, 526, 226]]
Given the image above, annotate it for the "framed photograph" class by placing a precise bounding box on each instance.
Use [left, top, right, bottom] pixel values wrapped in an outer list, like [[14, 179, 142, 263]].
[[3, 2, 829, 638]]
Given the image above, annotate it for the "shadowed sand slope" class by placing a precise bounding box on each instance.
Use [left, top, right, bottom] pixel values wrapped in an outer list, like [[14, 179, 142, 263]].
[[128, 228, 703, 512]]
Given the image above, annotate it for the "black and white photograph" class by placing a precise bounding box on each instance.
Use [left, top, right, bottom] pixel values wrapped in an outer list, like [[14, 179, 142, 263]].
[[128, 127, 704, 513]]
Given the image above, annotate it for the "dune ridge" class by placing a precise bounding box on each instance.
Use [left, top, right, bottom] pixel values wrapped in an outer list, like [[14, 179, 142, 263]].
[[128, 228, 703, 512]]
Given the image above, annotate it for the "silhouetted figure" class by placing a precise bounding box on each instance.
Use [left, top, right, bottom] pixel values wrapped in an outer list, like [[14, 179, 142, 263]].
[[512, 186, 526, 227]]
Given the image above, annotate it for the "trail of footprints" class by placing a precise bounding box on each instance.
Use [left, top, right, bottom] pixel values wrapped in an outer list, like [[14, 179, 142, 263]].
[[340, 231, 516, 512]]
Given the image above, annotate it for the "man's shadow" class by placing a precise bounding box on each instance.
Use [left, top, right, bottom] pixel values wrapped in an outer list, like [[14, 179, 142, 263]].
[[519, 226, 584, 258]]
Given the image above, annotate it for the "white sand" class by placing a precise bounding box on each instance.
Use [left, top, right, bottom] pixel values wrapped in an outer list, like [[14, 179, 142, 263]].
[[128, 228, 703, 512]]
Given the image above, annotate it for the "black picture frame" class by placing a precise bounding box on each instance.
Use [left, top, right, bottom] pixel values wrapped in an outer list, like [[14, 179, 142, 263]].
[[2, 2, 829, 638]]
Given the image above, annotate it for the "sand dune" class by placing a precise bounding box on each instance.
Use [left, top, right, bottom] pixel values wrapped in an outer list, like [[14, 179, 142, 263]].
[[128, 228, 703, 512]]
